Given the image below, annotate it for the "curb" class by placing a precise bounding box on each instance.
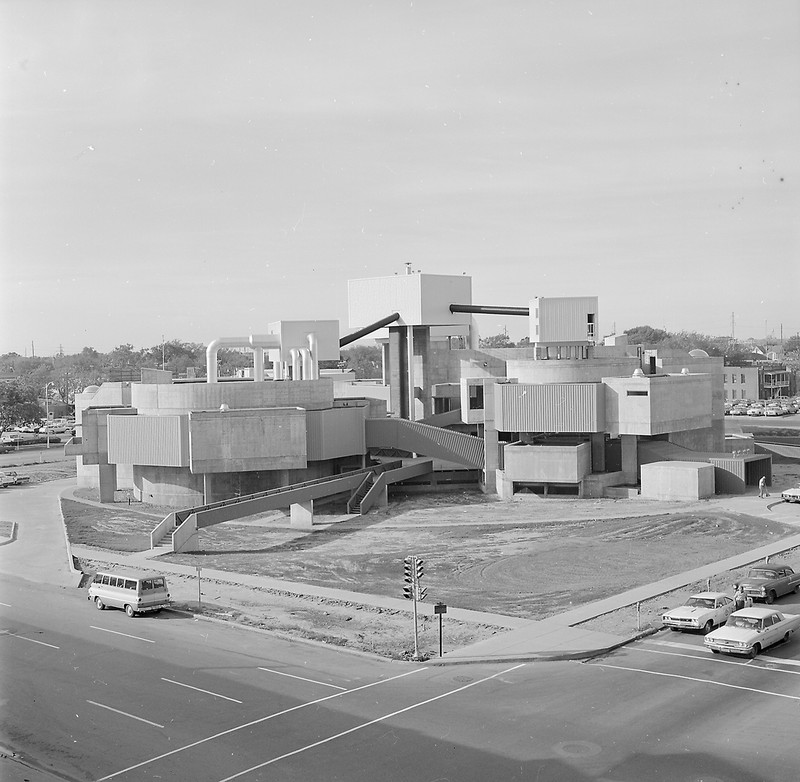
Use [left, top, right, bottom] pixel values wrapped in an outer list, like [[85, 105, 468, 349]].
[[0, 521, 16, 546], [426, 627, 661, 666]]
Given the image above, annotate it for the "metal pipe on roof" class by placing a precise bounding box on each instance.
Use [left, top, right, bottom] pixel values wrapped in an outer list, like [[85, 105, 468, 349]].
[[449, 304, 530, 316], [339, 312, 401, 347]]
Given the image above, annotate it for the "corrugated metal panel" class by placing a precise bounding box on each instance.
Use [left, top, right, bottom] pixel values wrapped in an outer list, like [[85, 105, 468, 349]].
[[108, 415, 187, 467], [307, 407, 366, 460], [495, 383, 603, 433], [366, 418, 484, 468], [537, 297, 598, 343]]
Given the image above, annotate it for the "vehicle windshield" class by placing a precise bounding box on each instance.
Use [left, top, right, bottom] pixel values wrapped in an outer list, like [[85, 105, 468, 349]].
[[686, 598, 714, 608], [727, 617, 760, 630], [746, 570, 775, 579]]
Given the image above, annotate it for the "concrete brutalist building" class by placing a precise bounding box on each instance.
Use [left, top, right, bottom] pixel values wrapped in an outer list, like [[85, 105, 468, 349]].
[[66, 272, 769, 513]]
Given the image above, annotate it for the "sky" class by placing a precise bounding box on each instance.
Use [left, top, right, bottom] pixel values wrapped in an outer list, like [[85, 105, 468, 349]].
[[2, 0, 799, 356]]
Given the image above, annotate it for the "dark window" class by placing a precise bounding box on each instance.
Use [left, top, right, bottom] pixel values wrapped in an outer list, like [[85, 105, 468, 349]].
[[626, 390, 648, 397]]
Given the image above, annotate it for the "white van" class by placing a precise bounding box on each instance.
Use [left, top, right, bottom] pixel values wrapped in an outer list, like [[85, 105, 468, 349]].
[[87, 568, 171, 617]]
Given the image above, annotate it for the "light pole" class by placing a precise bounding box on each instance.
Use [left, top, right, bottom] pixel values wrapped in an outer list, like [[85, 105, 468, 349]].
[[44, 382, 53, 449]]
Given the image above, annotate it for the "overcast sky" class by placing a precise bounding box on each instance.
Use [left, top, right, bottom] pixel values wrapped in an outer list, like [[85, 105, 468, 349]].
[[2, 0, 798, 356]]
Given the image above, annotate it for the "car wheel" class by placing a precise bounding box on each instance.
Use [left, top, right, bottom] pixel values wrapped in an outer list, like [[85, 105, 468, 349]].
[[670, 627, 681, 632], [124, 604, 136, 618], [703, 620, 714, 634], [94, 597, 105, 610], [749, 643, 761, 659], [711, 649, 720, 654], [766, 591, 777, 605]]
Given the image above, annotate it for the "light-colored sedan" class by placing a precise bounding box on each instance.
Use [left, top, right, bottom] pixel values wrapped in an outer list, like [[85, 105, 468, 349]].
[[704, 608, 800, 658], [661, 592, 735, 634], [781, 487, 800, 504]]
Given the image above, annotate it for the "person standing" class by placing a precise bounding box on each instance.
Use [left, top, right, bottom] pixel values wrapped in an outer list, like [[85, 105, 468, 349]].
[[734, 584, 746, 611], [758, 476, 768, 498]]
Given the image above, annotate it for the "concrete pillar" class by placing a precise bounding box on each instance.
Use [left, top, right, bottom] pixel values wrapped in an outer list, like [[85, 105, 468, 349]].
[[412, 325, 432, 421], [590, 433, 606, 473], [290, 500, 314, 528], [621, 434, 638, 484], [482, 381, 499, 494], [98, 463, 117, 503], [389, 326, 409, 419]]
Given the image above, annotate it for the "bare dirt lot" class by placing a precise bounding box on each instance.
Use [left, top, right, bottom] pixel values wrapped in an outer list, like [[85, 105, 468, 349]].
[[60, 457, 800, 660]]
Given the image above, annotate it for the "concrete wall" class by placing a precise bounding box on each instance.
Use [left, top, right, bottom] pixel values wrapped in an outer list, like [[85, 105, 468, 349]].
[[189, 407, 307, 473], [306, 406, 366, 460], [640, 461, 715, 501], [134, 465, 205, 507], [502, 442, 592, 483], [604, 373, 712, 437], [130, 378, 334, 416], [507, 356, 639, 384]]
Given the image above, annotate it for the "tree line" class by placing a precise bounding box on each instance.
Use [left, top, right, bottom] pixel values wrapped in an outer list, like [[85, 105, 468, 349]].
[[0, 341, 382, 428]]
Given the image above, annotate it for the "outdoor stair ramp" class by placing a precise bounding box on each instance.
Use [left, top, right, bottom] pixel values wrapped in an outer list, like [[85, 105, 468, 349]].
[[365, 418, 484, 469], [149, 459, 434, 553]]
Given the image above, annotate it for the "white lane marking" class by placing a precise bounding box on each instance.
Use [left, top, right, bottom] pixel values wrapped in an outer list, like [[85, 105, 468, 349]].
[[97, 667, 425, 781], [87, 700, 165, 728], [0, 630, 60, 649], [587, 661, 800, 701], [90, 625, 154, 643], [257, 667, 347, 691], [217, 664, 527, 782], [161, 678, 243, 704], [641, 639, 800, 667], [643, 638, 707, 652], [0, 601, 11, 607], [637, 646, 800, 674]]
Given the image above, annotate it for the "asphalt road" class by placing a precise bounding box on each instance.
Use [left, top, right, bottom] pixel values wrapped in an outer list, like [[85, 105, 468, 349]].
[[4, 570, 800, 782]]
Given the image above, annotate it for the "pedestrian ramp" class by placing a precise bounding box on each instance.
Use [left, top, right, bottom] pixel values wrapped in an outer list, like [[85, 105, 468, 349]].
[[365, 417, 484, 469], [150, 459, 434, 553]]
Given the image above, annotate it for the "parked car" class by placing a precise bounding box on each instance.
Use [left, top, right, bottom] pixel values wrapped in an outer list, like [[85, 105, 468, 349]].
[[0, 471, 30, 486], [704, 608, 800, 658], [739, 562, 800, 604], [661, 592, 735, 634], [746, 406, 764, 416], [729, 407, 748, 416], [781, 487, 800, 504], [38, 423, 70, 434]]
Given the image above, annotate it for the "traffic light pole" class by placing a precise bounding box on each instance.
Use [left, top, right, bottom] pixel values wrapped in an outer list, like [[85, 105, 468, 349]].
[[411, 586, 420, 660]]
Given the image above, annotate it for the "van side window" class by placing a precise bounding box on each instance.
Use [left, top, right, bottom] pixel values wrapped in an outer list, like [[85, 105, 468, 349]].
[[125, 579, 136, 590], [101, 575, 111, 585], [142, 579, 153, 591], [93, 574, 103, 584]]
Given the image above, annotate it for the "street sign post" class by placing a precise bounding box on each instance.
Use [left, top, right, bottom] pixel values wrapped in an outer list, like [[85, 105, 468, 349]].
[[434, 602, 447, 657]]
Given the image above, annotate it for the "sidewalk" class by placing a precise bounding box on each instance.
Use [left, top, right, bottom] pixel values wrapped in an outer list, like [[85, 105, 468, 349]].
[[5, 480, 800, 665]]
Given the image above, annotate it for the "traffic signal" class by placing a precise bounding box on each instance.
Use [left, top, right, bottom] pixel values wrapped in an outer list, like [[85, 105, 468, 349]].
[[403, 584, 414, 600], [417, 586, 428, 602], [415, 558, 424, 581], [403, 556, 414, 584]]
